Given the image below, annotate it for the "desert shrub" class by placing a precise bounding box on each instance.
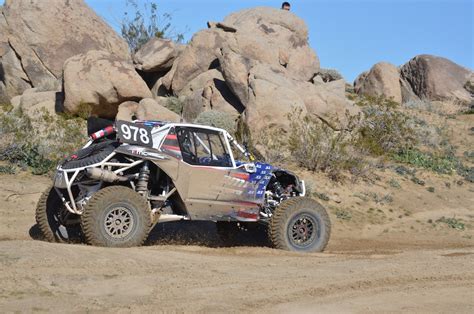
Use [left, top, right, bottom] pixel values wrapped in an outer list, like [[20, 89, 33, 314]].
[[287, 109, 360, 181], [164, 96, 184, 115], [436, 216, 465, 231], [355, 191, 393, 204], [389, 178, 401, 188], [194, 110, 237, 134], [315, 68, 344, 82], [121, 0, 184, 52], [0, 164, 16, 174], [356, 96, 416, 156], [410, 175, 425, 186], [314, 192, 330, 201], [457, 165, 474, 183], [335, 208, 352, 221], [404, 99, 435, 112], [0, 107, 87, 175], [253, 126, 287, 165]]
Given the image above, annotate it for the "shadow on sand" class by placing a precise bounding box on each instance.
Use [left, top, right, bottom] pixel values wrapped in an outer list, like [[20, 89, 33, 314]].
[[145, 221, 271, 248], [29, 221, 271, 249]]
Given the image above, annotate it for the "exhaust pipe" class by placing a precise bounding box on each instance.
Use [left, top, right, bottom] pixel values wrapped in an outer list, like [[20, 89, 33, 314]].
[[86, 168, 128, 183]]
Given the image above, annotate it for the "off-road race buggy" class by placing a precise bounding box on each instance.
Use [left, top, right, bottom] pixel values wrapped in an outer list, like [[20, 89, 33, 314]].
[[36, 118, 331, 252]]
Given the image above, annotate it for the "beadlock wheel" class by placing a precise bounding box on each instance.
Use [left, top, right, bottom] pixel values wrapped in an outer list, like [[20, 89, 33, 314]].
[[81, 186, 152, 247], [288, 213, 318, 249], [104, 206, 135, 239], [268, 197, 331, 252]]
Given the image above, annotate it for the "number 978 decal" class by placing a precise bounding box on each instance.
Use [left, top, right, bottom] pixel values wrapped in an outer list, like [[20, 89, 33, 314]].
[[116, 120, 153, 147]]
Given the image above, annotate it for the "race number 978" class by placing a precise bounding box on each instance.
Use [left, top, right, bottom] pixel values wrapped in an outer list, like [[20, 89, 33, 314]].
[[116, 121, 153, 147]]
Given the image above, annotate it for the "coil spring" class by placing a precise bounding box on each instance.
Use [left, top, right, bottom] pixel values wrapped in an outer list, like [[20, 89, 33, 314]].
[[136, 161, 150, 195]]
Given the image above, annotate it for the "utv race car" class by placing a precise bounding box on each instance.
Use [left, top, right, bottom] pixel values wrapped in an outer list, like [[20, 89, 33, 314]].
[[36, 119, 331, 252]]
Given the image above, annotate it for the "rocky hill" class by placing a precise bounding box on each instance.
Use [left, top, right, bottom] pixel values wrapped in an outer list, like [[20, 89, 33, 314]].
[[1, 0, 473, 135]]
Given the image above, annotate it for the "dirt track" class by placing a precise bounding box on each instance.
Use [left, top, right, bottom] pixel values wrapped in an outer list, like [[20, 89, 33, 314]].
[[0, 173, 473, 312]]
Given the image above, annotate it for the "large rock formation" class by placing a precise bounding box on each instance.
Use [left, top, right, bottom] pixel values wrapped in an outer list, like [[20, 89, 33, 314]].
[[400, 55, 472, 104], [63, 50, 151, 119], [354, 62, 403, 103], [0, 0, 129, 102], [354, 55, 473, 105], [155, 7, 355, 131]]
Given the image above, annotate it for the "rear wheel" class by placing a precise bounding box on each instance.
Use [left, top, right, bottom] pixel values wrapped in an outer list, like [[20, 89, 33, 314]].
[[81, 186, 152, 247], [35, 186, 82, 243], [268, 197, 331, 252]]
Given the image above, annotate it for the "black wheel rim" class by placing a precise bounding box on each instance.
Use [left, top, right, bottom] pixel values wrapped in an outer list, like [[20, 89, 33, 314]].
[[287, 213, 319, 249]]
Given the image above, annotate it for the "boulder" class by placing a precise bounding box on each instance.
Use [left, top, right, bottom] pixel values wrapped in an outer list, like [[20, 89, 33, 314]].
[[151, 77, 169, 98], [245, 65, 357, 132], [63, 50, 152, 119], [400, 55, 472, 104], [300, 82, 359, 128], [136, 98, 180, 122], [116, 98, 180, 122], [116, 101, 139, 122], [133, 38, 183, 72], [218, 47, 255, 106], [180, 69, 243, 115], [245, 64, 307, 133], [0, 44, 32, 103], [165, 29, 234, 94], [223, 7, 319, 82], [354, 62, 403, 103], [9, 90, 63, 117], [0, 0, 129, 101]]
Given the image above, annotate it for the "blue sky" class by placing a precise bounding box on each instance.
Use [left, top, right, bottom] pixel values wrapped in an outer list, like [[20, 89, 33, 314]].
[[3, 0, 473, 81]]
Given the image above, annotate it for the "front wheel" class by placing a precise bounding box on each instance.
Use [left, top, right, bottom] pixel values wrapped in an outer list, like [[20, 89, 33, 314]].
[[268, 197, 331, 252], [81, 186, 152, 247]]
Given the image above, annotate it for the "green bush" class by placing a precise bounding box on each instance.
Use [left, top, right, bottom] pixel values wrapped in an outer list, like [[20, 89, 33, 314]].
[[436, 216, 465, 231], [164, 96, 184, 115], [356, 96, 416, 156], [194, 110, 237, 135], [0, 107, 87, 175], [393, 149, 459, 175], [0, 164, 16, 175]]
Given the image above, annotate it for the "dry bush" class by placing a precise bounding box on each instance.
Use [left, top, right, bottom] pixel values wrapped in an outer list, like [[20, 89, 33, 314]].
[[356, 96, 416, 156], [194, 110, 237, 135], [0, 106, 87, 175], [286, 109, 365, 181]]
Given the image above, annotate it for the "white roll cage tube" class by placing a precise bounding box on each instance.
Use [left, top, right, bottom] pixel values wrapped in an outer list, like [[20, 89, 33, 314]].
[[224, 132, 255, 161], [56, 151, 145, 215]]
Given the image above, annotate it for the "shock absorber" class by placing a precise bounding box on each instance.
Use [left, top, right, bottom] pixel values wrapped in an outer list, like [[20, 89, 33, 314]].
[[136, 161, 150, 196]]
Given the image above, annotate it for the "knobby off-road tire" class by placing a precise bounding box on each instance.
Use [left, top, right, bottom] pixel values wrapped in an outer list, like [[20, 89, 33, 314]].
[[35, 186, 82, 243], [61, 141, 118, 170], [268, 197, 331, 252], [81, 186, 152, 247]]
